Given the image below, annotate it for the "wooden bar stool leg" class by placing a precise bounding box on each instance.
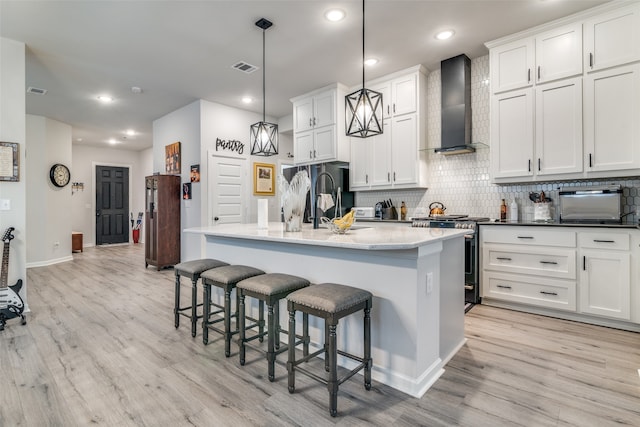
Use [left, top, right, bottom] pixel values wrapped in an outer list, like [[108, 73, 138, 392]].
[[324, 321, 330, 372], [274, 302, 280, 350], [224, 286, 232, 357], [174, 274, 181, 328], [287, 309, 296, 393], [267, 303, 276, 382], [191, 277, 198, 337], [364, 306, 372, 390], [202, 283, 211, 345], [258, 300, 265, 343], [239, 293, 246, 366], [328, 323, 338, 417], [302, 312, 309, 357]]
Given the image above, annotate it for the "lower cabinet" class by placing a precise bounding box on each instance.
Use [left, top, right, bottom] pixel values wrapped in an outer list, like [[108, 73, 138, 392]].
[[480, 225, 639, 327]]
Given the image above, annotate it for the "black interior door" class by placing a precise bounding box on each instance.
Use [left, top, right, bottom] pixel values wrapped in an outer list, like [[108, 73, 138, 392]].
[[96, 166, 129, 245]]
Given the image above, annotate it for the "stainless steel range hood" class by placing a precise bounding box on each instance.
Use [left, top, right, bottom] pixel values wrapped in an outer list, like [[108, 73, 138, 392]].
[[436, 54, 474, 155]]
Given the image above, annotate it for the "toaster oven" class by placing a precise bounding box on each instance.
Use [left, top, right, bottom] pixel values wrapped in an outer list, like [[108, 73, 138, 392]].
[[559, 185, 622, 224]]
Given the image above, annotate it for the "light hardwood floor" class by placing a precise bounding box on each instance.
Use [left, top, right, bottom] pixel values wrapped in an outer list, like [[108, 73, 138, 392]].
[[1, 244, 639, 426]]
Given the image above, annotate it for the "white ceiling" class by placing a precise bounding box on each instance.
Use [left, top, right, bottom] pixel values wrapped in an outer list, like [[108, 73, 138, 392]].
[[1, 0, 612, 151]]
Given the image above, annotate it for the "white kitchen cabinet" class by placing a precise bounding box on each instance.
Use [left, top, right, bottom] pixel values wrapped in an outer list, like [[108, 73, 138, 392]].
[[291, 83, 349, 165], [584, 63, 640, 173], [583, 3, 640, 73], [349, 65, 427, 191], [490, 23, 582, 94], [578, 231, 631, 321], [490, 88, 534, 179], [535, 77, 583, 176]]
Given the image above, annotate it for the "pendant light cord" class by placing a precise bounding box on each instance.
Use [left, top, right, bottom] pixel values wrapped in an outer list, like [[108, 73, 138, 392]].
[[262, 28, 266, 122], [361, 0, 365, 89]]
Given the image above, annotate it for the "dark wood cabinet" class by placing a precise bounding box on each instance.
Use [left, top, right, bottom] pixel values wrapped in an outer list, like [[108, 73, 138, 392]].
[[145, 175, 181, 270]]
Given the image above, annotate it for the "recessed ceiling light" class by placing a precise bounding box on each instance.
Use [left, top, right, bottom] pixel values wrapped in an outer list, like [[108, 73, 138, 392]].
[[131, 86, 143, 94], [76, 138, 83, 142], [242, 96, 253, 104], [125, 129, 136, 136], [97, 95, 114, 103], [108, 138, 120, 145], [435, 30, 455, 40], [325, 9, 345, 22], [364, 58, 378, 66]]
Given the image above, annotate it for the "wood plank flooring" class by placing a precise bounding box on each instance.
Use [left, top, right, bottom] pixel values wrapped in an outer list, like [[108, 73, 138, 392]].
[[1, 244, 638, 426]]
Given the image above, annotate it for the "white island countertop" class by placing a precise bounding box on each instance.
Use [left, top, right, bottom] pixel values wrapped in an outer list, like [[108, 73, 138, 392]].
[[185, 222, 468, 251]]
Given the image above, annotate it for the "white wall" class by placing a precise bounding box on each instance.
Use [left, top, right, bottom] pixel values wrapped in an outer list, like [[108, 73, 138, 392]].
[[153, 99, 292, 261], [0, 37, 27, 308], [26, 115, 73, 266], [71, 144, 151, 247]]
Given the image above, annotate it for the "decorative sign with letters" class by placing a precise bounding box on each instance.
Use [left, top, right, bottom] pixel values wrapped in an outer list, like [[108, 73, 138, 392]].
[[215, 138, 244, 155]]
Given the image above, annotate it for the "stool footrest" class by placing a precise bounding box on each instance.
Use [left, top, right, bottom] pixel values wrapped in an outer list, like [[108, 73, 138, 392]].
[[291, 348, 324, 366]]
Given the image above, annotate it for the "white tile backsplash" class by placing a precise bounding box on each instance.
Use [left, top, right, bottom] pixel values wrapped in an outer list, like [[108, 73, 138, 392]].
[[355, 55, 640, 222]]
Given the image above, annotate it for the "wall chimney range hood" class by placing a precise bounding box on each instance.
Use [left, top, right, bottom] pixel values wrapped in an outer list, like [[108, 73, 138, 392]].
[[436, 54, 474, 155]]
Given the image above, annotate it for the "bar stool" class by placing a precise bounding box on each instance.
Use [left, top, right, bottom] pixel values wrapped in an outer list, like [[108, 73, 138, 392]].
[[174, 258, 229, 337], [237, 273, 310, 381], [200, 265, 265, 356], [286, 283, 373, 417]]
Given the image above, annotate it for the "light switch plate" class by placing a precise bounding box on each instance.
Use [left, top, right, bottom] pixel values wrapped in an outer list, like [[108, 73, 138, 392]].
[[0, 199, 10, 210]]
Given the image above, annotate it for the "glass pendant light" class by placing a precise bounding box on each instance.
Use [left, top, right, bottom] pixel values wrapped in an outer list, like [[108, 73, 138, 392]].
[[251, 18, 278, 156], [345, 0, 383, 138]]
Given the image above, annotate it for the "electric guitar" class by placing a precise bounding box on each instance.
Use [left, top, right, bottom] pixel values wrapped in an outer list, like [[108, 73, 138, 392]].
[[0, 227, 26, 330]]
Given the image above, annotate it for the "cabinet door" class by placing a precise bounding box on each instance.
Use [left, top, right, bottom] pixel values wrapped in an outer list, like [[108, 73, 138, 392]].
[[370, 81, 391, 119], [490, 38, 534, 93], [584, 4, 640, 72], [391, 114, 417, 186], [349, 137, 370, 189], [579, 249, 631, 320], [535, 23, 582, 84], [535, 77, 583, 176], [293, 131, 314, 164], [313, 125, 336, 163], [371, 118, 392, 187], [313, 90, 336, 128], [490, 88, 534, 179], [584, 64, 640, 172], [391, 74, 417, 116], [293, 97, 314, 133]]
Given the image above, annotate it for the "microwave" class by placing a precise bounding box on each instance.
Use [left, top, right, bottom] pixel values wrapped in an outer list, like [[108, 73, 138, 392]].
[[559, 185, 622, 224]]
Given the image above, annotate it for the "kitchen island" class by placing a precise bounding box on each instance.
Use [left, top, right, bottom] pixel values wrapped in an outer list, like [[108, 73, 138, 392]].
[[185, 222, 468, 398]]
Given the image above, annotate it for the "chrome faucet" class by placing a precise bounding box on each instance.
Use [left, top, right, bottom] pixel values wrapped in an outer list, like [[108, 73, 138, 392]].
[[313, 171, 335, 229]]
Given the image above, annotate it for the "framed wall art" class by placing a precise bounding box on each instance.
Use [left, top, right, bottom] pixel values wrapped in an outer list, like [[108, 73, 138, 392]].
[[0, 142, 19, 182], [190, 164, 200, 182], [253, 162, 275, 196], [165, 141, 181, 175]]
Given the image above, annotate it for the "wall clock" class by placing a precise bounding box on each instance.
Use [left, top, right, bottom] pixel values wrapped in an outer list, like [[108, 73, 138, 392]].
[[49, 163, 70, 188]]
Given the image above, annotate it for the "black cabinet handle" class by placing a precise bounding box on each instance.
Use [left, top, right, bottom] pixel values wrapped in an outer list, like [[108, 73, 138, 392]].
[[528, 159, 531, 172], [538, 158, 541, 172], [517, 236, 534, 239], [540, 261, 558, 265], [593, 239, 615, 243], [387, 172, 390, 182], [589, 153, 593, 168], [527, 68, 531, 83], [537, 66, 541, 80], [497, 284, 512, 289], [365, 174, 368, 184], [540, 291, 558, 296], [589, 52, 593, 68], [583, 255, 586, 271], [496, 257, 512, 261], [393, 172, 396, 182]]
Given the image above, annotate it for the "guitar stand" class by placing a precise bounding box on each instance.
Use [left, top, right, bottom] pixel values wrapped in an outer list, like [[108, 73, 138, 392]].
[[0, 310, 27, 331]]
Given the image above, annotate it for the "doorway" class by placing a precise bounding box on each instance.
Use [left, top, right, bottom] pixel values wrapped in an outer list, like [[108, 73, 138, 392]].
[[96, 166, 129, 244], [208, 153, 246, 226]]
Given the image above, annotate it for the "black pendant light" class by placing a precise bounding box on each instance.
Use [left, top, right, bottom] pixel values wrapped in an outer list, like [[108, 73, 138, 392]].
[[345, 0, 383, 138], [251, 18, 278, 156]]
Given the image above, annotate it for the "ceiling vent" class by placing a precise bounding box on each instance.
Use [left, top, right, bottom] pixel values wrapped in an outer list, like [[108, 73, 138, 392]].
[[27, 86, 48, 95], [232, 61, 258, 74]]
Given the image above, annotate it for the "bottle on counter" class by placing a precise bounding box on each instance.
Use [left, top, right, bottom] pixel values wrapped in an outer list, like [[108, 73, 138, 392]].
[[500, 199, 507, 221], [400, 201, 407, 221], [509, 199, 518, 222]]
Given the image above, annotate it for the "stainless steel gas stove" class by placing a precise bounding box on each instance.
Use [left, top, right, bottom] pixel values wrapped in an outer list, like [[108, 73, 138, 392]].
[[411, 215, 489, 309]]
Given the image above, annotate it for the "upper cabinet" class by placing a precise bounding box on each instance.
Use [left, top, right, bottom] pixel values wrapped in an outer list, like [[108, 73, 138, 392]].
[[487, 2, 640, 183], [348, 66, 428, 191], [583, 4, 640, 73], [490, 23, 582, 94], [291, 83, 349, 165]]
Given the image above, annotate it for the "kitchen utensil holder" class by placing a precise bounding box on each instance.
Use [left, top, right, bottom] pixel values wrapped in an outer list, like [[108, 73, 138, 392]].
[[382, 207, 397, 220], [534, 202, 552, 222]]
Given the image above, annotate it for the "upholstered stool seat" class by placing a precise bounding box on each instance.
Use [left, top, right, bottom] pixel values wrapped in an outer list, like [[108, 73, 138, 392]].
[[237, 273, 310, 381], [174, 258, 229, 337], [286, 283, 373, 417], [200, 265, 265, 356]]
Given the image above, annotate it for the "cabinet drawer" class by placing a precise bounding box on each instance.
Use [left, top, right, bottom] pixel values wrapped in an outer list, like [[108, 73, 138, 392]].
[[483, 271, 576, 311], [483, 244, 576, 279], [481, 226, 576, 247], [578, 232, 630, 250]]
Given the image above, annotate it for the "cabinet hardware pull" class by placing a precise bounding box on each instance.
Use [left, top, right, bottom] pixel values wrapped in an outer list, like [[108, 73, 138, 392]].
[[387, 105, 390, 115], [309, 118, 312, 127], [537, 66, 541, 80], [313, 117, 316, 126], [313, 150, 316, 158], [540, 261, 558, 265], [589, 52, 593, 68], [583, 255, 586, 271], [365, 174, 368, 184], [538, 158, 541, 171], [528, 159, 531, 172], [593, 239, 615, 243], [496, 257, 512, 261], [387, 172, 390, 182], [393, 172, 396, 181], [589, 153, 593, 168], [497, 284, 512, 289], [393, 104, 396, 114], [309, 150, 312, 159], [527, 68, 531, 83], [517, 236, 534, 239], [540, 291, 558, 296]]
